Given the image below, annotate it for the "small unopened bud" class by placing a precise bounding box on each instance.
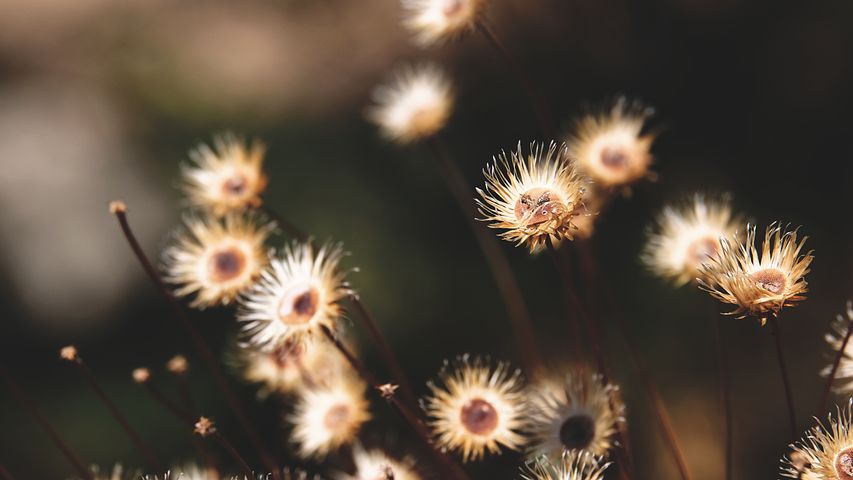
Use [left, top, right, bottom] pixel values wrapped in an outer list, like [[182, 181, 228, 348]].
[[378, 383, 399, 399], [167, 355, 188, 375], [194, 416, 216, 437], [109, 200, 127, 213], [59, 345, 78, 362], [132, 368, 151, 384]]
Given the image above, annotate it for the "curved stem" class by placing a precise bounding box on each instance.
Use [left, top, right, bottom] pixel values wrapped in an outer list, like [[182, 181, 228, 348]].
[[111, 204, 280, 480], [769, 315, 797, 437], [713, 313, 732, 480], [426, 138, 543, 375]]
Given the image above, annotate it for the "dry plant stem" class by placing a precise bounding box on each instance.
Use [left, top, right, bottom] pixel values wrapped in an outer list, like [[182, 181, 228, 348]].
[[769, 315, 797, 437], [544, 238, 607, 378], [174, 373, 216, 473], [0, 363, 93, 480], [425, 137, 543, 375], [68, 360, 163, 473], [626, 341, 694, 480], [0, 460, 16, 480], [320, 326, 469, 480], [819, 312, 853, 415], [140, 382, 253, 479], [349, 295, 421, 412], [111, 208, 281, 480], [259, 204, 308, 242], [475, 19, 554, 138], [712, 311, 733, 480]]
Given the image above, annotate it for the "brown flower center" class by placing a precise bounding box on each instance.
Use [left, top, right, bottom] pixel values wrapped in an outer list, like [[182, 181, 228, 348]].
[[207, 247, 247, 282], [443, 0, 464, 17], [323, 404, 350, 432], [514, 188, 567, 228], [459, 397, 499, 436], [277, 286, 320, 326], [600, 146, 629, 170], [750, 268, 787, 294], [559, 414, 596, 450], [686, 236, 719, 267], [836, 447, 853, 479], [222, 174, 248, 197]]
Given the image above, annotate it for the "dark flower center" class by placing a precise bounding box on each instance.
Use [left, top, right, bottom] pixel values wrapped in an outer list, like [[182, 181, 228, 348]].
[[836, 447, 853, 479], [278, 287, 320, 326], [559, 414, 596, 450], [600, 146, 628, 169], [686, 236, 719, 267], [207, 247, 247, 282], [749, 268, 786, 294], [222, 174, 248, 196], [460, 397, 499, 435], [514, 188, 567, 228]]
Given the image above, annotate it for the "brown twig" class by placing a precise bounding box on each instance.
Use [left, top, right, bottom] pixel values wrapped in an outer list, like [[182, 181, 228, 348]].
[[712, 310, 733, 480], [63, 354, 162, 473], [426, 137, 543, 376], [625, 339, 694, 480], [475, 19, 554, 138], [320, 326, 469, 480], [819, 303, 853, 416], [110, 201, 280, 480], [769, 315, 797, 437], [259, 204, 308, 242], [0, 362, 92, 480]]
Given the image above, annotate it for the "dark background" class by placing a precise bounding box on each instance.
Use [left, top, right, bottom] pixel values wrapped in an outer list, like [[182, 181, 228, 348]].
[[1, 0, 852, 478]]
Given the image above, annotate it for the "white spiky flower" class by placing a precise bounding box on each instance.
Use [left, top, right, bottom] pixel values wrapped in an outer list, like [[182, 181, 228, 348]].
[[521, 452, 610, 480], [238, 241, 351, 349], [402, 0, 486, 46], [337, 445, 421, 480], [368, 64, 454, 144]]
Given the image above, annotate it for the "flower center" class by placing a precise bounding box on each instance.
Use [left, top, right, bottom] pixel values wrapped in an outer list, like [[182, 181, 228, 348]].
[[514, 188, 567, 228], [559, 414, 596, 451], [686, 236, 719, 268], [836, 447, 853, 479], [323, 404, 350, 432], [749, 268, 787, 294], [277, 286, 320, 326], [600, 146, 629, 170], [459, 397, 499, 436], [206, 246, 247, 282], [222, 173, 248, 197], [443, 0, 464, 18]]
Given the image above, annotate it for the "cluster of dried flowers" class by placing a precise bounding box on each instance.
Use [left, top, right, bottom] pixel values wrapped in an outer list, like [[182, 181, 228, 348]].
[[10, 1, 849, 480]]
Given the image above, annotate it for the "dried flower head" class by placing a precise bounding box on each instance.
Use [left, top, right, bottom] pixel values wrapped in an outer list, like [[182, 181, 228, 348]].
[[162, 213, 275, 309], [567, 98, 655, 189], [424, 356, 527, 462], [368, 64, 454, 144], [338, 445, 421, 480], [402, 0, 485, 46], [822, 301, 853, 394], [529, 369, 624, 459], [238, 336, 345, 395], [699, 223, 813, 323], [476, 142, 588, 253], [167, 355, 189, 375], [182, 134, 268, 216], [782, 400, 853, 479], [642, 194, 741, 286], [132, 368, 151, 384], [238, 241, 351, 349], [521, 452, 610, 480], [288, 376, 371, 458]]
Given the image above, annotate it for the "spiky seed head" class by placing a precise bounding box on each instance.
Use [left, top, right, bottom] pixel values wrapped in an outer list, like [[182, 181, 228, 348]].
[[782, 399, 853, 479]]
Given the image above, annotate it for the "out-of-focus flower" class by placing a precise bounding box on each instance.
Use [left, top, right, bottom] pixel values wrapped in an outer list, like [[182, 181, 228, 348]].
[[337, 445, 421, 480], [162, 212, 275, 309], [237, 336, 346, 396], [402, 0, 485, 46], [476, 142, 588, 253], [367, 64, 454, 144], [424, 356, 527, 462], [822, 301, 853, 394], [699, 223, 813, 323]]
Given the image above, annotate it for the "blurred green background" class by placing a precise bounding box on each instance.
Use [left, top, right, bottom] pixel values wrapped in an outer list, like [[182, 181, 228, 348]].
[[1, 0, 852, 478]]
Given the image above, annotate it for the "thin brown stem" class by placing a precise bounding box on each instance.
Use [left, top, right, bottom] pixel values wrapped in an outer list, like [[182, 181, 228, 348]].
[[475, 19, 554, 138], [425, 137, 543, 376], [110, 203, 280, 480], [349, 295, 420, 412], [819, 306, 853, 415], [0, 459, 16, 480], [769, 315, 797, 437], [171, 370, 216, 474], [0, 363, 92, 480], [320, 326, 469, 480], [138, 381, 252, 479], [259, 204, 308, 242], [713, 311, 733, 480], [626, 340, 694, 480], [66, 358, 162, 473], [544, 238, 607, 378]]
